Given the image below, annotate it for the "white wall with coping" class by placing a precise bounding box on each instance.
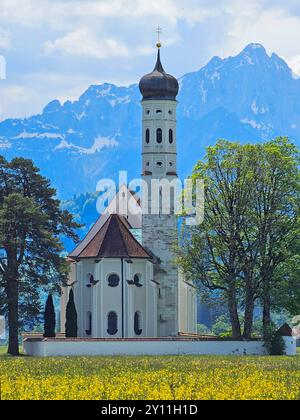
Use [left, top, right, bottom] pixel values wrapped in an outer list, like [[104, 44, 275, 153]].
[[23, 339, 277, 357]]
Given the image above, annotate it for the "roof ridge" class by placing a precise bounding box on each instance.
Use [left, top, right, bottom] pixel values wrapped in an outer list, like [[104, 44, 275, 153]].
[[117, 215, 152, 258], [78, 214, 113, 258], [115, 215, 130, 258], [97, 214, 116, 257]]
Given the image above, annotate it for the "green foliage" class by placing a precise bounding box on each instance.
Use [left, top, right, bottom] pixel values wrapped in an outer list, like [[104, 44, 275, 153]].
[[197, 324, 212, 335], [175, 137, 300, 340], [44, 295, 56, 338], [265, 325, 286, 356], [0, 156, 80, 354], [65, 289, 78, 338], [211, 315, 232, 336]]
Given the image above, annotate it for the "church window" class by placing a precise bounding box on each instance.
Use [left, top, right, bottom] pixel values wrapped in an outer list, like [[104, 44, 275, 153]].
[[134, 311, 142, 336], [86, 311, 92, 336], [146, 162, 150, 167], [156, 128, 163, 144], [168, 110, 173, 115], [156, 109, 162, 114], [145, 129, 150, 144], [108, 274, 120, 288], [169, 162, 173, 167], [146, 109, 150, 115], [169, 129, 174, 144], [107, 311, 118, 335]]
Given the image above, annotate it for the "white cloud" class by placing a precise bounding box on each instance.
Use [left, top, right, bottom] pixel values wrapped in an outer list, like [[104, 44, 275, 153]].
[[2, 0, 300, 121], [286, 55, 300, 77], [0, 28, 11, 49], [223, 4, 300, 58], [44, 28, 130, 59]]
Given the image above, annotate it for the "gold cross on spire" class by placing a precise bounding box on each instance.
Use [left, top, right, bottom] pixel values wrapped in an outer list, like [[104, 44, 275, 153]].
[[156, 25, 162, 48]]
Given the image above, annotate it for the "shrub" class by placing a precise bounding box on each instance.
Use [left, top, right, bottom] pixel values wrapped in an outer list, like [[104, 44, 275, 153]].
[[44, 295, 56, 338], [65, 289, 78, 338], [265, 325, 286, 356]]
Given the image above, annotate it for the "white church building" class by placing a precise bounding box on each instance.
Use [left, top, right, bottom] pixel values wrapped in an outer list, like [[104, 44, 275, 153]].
[[61, 45, 198, 339]]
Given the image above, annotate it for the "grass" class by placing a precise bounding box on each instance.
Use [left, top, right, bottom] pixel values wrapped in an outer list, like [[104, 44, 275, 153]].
[[0, 346, 299, 400]]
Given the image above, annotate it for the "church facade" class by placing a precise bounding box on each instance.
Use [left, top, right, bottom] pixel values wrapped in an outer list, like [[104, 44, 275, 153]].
[[61, 46, 197, 338]]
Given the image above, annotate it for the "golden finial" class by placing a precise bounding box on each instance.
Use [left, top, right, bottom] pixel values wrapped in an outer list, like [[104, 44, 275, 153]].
[[156, 25, 162, 49]]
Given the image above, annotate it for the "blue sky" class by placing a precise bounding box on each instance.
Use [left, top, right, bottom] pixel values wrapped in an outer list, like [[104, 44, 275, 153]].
[[1, 0, 300, 121]]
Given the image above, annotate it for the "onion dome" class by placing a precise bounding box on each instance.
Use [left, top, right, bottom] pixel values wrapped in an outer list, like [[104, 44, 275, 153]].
[[139, 47, 179, 101]]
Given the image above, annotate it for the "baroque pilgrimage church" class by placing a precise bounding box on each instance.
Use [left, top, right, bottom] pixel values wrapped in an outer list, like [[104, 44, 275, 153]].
[[61, 43, 197, 339]]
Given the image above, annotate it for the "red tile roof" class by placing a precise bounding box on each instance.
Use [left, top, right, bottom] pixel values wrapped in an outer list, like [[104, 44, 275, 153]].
[[69, 214, 151, 260], [277, 323, 293, 337]]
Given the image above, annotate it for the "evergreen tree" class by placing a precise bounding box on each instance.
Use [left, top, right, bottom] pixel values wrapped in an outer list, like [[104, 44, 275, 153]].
[[44, 294, 56, 338], [0, 156, 80, 355], [65, 289, 77, 338]]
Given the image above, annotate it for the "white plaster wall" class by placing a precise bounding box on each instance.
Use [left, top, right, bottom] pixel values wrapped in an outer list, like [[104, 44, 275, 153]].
[[71, 258, 156, 339], [178, 277, 197, 334], [73, 259, 98, 337], [24, 340, 270, 357], [141, 98, 180, 339], [283, 337, 297, 356], [132, 260, 148, 338], [98, 259, 123, 338]]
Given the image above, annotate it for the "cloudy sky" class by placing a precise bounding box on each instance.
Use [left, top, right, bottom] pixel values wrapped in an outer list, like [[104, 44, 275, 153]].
[[1, 0, 300, 121]]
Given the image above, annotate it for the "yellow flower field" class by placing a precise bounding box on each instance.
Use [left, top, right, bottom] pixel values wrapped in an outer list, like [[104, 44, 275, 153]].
[[0, 349, 299, 400]]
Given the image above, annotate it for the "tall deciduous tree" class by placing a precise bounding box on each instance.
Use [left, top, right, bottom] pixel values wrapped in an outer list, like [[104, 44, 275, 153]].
[[176, 138, 300, 339], [44, 294, 56, 338], [0, 157, 80, 355], [248, 138, 300, 338], [65, 289, 77, 338]]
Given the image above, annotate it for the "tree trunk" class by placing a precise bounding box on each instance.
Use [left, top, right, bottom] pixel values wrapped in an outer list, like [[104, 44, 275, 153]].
[[6, 267, 19, 356], [263, 285, 271, 340], [243, 285, 255, 339], [227, 284, 242, 339]]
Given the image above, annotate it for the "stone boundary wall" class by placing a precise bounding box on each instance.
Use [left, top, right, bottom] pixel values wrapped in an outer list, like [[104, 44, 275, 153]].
[[23, 336, 297, 357], [22, 338, 277, 357]]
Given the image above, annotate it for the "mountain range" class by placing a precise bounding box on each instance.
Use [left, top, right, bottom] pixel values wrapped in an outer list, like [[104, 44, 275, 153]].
[[1, 43, 300, 234]]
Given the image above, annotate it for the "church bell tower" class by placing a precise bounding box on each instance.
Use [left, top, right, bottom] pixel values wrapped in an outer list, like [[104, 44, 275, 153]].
[[139, 40, 180, 337]]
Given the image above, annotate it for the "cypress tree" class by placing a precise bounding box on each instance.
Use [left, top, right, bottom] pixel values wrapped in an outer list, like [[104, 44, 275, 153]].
[[44, 294, 56, 338], [65, 289, 78, 338]]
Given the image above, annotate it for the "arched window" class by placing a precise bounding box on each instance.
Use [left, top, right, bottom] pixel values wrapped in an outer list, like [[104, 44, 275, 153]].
[[107, 311, 118, 335], [86, 311, 92, 336], [108, 274, 120, 288], [156, 128, 162, 144], [169, 129, 174, 144], [134, 311, 142, 336], [145, 129, 150, 144]]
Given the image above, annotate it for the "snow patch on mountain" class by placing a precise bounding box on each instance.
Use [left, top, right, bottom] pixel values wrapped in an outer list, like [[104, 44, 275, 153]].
[[1, 43, 300, 198], [75, 111, 87, 121], [54, 136, 119, 155], [0, 138, 11, 149], [13, 131, 64, 140], [241, 118, 262, 130]]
